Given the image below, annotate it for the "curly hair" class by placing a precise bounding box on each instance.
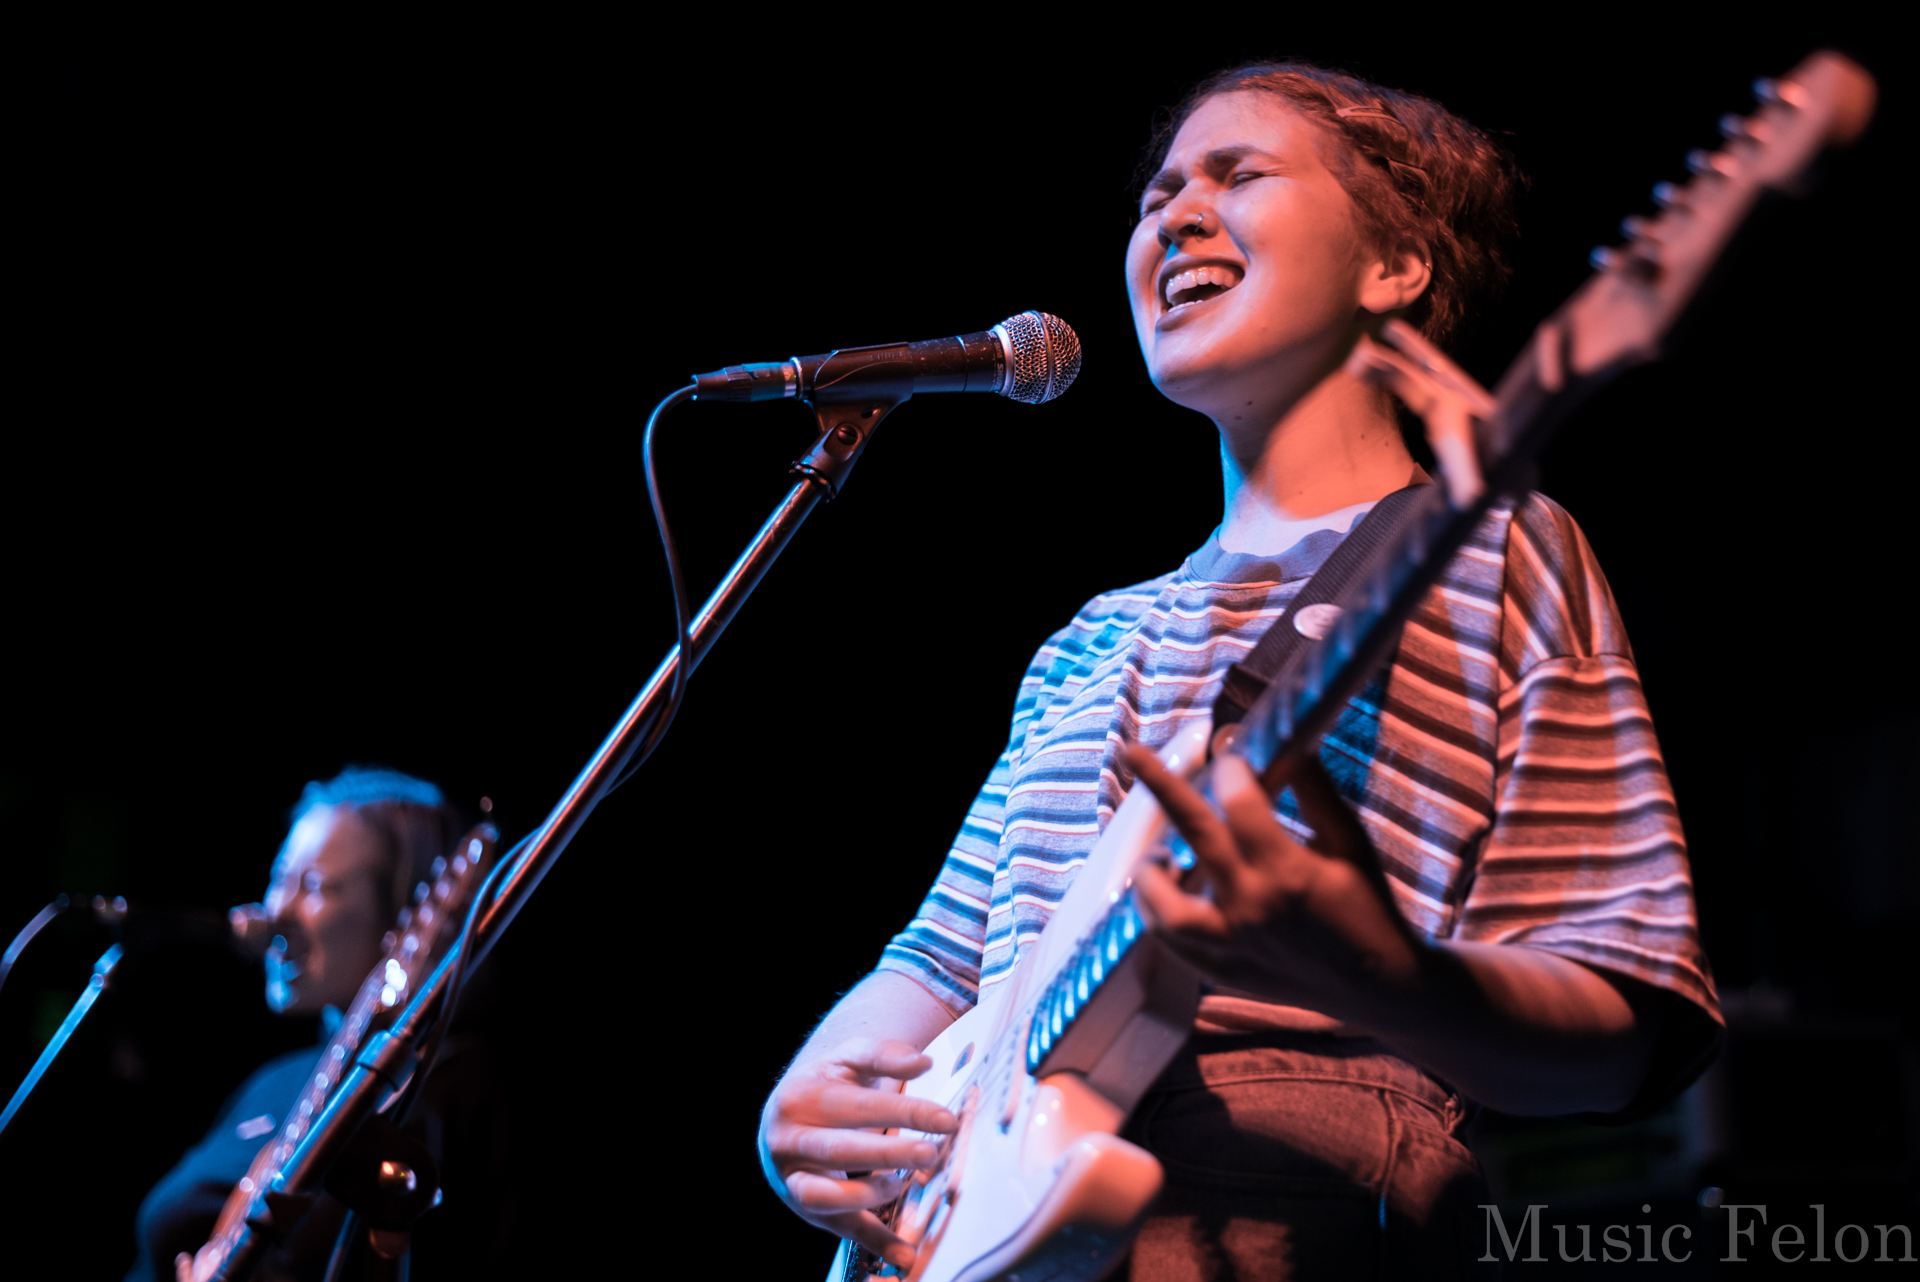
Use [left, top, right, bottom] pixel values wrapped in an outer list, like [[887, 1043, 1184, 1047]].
[[1141, 61, 1521, 348]]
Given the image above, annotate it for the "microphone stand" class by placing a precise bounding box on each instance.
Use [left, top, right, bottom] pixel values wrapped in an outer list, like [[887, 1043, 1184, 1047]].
[[0, 943, 124, 1142], [214, 374, 909, 1280]]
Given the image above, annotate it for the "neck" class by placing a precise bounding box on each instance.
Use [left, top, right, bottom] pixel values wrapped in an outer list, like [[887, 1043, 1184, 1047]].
[[1218, 368, 1415, 554]]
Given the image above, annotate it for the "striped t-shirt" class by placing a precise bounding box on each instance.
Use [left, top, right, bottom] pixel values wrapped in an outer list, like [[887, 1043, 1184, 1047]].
[[879, 492, 1721, 1040]]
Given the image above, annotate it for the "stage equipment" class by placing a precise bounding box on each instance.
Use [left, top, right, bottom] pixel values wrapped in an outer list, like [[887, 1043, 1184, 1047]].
[[820, 51, 1878, 1282], [179, 310, 1081, 1280], [0, 896, 244, 1144], [691, 310, 1081, 409], [0, 941, 121, 1141], [0, 895, 82, 1002]]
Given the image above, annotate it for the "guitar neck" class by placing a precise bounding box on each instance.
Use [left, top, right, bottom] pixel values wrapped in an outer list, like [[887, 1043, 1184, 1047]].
[[1223, 331, 1616, 787]]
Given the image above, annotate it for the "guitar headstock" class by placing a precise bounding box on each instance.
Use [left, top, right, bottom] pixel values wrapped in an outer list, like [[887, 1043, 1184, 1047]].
[[366, 822, 498, 1022], [1559, 50, 1877, 379]]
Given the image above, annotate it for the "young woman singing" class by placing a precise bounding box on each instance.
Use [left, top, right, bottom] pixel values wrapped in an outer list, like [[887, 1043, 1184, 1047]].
[[759, 61, 1721, 1280]]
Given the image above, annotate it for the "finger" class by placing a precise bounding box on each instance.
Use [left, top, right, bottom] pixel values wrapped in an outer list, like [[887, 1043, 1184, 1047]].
[[831, 1038, 936, 1084], [1134, 861, 1231, 938], [1532, 319, 1566, 393], [1285, 757, 1372, 866], [803, 1082, 959, 1134], [813, 1207, 918, 1274], [787, 1168, 909, 1215], [1123, 745, 1251, 898], [1285, 759, 1405, 919], [1210, 754, 1304, 873], [1425, 401, 1485, 509], [785, 1126, 943, 1173], [1346, 339, 1484, 507], [1379, 319, 1498, 415], [1345, 335, 1443, 417], [1153, 920, 1247, 979], [790, 1173, 924, 1270]]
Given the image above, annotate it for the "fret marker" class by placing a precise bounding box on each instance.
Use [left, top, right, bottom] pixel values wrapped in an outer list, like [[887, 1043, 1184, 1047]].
[[235, 1114, 275, 1141], [1293, 604, 1344, 640]]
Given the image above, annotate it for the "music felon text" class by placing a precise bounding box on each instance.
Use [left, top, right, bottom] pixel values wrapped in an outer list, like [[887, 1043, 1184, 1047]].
[[1480, 1202, 1917, 1265]]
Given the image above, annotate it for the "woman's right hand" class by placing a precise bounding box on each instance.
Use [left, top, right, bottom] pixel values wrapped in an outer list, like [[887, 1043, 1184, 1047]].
[[758, 1037, 959, 1272]]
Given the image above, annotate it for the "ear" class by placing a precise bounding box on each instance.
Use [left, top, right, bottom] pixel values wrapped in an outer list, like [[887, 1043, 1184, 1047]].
[[1358, 241, 1431, 317]]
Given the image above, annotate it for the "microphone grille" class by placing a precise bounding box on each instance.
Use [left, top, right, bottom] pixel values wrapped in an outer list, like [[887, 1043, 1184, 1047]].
[[995, 311, 1082, 404]]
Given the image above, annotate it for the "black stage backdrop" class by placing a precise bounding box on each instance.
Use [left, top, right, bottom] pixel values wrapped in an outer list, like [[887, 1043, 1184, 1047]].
[[6, 17, 1912, 1279]]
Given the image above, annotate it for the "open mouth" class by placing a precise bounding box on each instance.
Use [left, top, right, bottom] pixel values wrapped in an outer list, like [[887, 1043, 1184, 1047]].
[[1163, 264, 1242, 312]]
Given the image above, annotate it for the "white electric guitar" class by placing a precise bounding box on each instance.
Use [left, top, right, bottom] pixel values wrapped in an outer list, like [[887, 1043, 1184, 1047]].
[[830, 51, 1876, 1282]]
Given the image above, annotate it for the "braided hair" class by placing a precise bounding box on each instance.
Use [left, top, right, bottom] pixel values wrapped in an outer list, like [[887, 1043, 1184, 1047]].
[[1141, 61, 1521, 348]]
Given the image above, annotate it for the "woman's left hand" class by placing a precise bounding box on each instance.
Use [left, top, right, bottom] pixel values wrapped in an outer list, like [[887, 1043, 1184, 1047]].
[[1124, 743, 1420, 1013], [1345, 318, 1496, 511], [1125, 742, 1661, 1113]]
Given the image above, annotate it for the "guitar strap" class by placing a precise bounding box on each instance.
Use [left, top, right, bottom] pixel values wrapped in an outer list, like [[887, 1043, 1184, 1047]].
[[1209, 477, 1436, 729]]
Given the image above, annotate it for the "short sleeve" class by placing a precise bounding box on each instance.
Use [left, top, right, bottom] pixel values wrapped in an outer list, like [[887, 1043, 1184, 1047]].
[[1454, 496, 1722, 1114], [876, 747, 1009, 1013], [1457, 652, 1718, 1018]]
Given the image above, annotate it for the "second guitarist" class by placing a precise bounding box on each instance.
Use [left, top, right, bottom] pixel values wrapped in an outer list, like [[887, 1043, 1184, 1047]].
[[128, 768, 516, 1282]]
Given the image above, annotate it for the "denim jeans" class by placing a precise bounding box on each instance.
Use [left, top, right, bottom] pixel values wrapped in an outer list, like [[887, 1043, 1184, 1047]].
[[1118, 1030, 1495, 1281]]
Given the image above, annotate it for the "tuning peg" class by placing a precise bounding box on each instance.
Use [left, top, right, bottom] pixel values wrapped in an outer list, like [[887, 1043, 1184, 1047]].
[[1754, 75, 1809, 109], [1652, 181, 1683, 208], [1687, 148, 1739, 178], [1719, 113, 1748, 139], [1620, 214, 1651, 238], [1591, 241, 1660, 278]]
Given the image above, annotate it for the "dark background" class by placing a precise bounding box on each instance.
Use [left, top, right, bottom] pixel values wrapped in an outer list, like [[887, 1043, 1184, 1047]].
[[6, 15, 1911, 1278]]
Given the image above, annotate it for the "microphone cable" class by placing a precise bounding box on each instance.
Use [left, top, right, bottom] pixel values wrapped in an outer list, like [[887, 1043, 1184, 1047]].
[[606, 382, 699, 793], [384, 381, 699, 1128]]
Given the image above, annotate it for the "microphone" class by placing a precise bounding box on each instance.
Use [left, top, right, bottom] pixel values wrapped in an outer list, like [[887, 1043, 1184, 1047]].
[[692, 310, 1082, 406]]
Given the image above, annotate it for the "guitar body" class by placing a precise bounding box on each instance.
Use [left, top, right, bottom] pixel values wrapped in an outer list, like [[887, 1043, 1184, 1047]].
[[833, 721, 1211, 1282], [827, 50, 1876, 1282]]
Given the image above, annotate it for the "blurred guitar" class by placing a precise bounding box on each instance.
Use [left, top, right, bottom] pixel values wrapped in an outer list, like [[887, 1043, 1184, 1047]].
[[182, 824, 497, 1282], [832, 50, 1877, 1282]]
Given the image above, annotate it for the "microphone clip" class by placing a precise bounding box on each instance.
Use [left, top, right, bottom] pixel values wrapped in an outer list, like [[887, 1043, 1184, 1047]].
[[790, 344, 915, 499]]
